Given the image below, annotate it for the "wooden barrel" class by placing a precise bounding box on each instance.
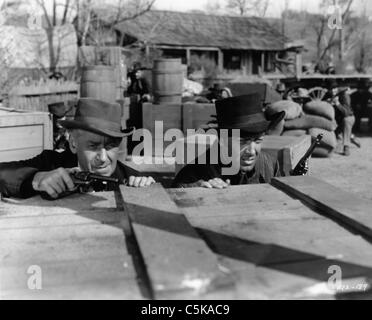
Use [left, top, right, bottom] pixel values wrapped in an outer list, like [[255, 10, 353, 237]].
[[80, 66, 116, 103], [152, 59, 183, 105]]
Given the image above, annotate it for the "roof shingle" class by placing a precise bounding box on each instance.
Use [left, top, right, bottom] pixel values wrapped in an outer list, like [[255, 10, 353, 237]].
[[115, 10, 290, 51]]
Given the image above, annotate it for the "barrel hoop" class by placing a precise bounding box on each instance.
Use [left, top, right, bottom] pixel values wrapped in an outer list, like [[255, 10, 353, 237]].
[[153, 70, 183, 75], [153, 91, 182, 97]]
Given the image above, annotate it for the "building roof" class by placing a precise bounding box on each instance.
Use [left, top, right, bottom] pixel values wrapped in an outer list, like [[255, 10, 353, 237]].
[[115, 10, 292, 51]]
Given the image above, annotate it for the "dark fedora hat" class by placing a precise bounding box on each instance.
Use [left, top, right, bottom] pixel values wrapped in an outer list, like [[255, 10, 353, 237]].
[[59, 98, 134, 138], [215, 93, 285, 135], [327, 79, 338, 89]]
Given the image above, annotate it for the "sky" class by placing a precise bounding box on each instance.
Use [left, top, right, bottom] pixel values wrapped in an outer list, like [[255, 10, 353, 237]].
[[0, 0, 369, 18], [154, 0, 370, 17]]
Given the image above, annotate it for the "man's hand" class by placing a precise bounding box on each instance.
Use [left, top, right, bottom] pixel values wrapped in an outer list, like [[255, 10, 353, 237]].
[[196, 178, 231, 189], [32, 168, 77, 199], [128, 176, 156, 188]]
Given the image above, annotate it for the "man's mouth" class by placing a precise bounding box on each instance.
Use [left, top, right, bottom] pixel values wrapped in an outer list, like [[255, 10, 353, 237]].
[[241, 157, 255, 165], [93, 165, 111, 173]]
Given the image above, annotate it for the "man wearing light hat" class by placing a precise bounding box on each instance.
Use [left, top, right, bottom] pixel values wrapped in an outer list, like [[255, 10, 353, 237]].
[[173, 94, 291, 189], [0, 98, 155, 199]]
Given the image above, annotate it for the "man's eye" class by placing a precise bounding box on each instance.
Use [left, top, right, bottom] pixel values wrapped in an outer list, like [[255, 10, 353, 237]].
[[106, 144, 118, 150], [88, 144, 100, 150]]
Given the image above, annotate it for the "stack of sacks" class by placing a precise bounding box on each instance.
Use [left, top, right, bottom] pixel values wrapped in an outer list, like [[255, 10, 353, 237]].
[[282, 100, 337, 158], [265, 100, 302, 136]]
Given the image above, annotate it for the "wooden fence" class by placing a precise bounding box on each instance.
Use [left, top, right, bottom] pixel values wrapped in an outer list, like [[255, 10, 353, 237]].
[[7, 80, 79, 112]]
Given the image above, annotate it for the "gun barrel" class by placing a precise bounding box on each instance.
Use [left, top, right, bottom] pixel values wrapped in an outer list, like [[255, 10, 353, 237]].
[[88, 174, 119, 184]]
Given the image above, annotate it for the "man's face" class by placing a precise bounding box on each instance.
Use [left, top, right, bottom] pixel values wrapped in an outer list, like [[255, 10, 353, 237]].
[[70, 130, 122, 177], [331, 88, 338, 96], [227, 134, 264, 173]]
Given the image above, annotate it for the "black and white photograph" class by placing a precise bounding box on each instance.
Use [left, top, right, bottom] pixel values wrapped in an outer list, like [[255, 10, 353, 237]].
[[0, 0, 372, 304]]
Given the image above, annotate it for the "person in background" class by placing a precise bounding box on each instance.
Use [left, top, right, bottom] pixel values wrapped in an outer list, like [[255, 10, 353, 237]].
[[0, 98, 156, 199], [324, 80, 355, 156], [127, 62, 151, 103], [276, 82, 287, 99], [351, 79, 372, 134], [206, 84, 233, 102]]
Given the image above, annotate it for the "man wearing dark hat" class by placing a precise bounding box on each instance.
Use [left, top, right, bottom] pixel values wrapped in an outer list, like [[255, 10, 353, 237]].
[[127, 62, 150, 102], [172, 94, 292, 189], [0, 98, 155, 199], [351, 79, 372, 133], [324, 80, 355, 156]]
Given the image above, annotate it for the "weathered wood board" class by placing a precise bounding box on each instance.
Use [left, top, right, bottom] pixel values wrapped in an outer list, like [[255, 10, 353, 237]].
[[2, 177, 372, 300], [168, 183, 372, 299], [0, 192, 142, 300], [0, 110, 53, 162], [271, 176, 372, 239], [119, 184, 234, 299], [182, 103, 216, 132]]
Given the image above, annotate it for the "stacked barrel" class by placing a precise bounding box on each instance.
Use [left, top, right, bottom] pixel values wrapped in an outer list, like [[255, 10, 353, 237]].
[[152, 59, 183, 105], [266, 100, 337, 157]]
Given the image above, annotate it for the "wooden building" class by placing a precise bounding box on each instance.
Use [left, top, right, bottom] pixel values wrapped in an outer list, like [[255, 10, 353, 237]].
[[114, 10, 303, 77]]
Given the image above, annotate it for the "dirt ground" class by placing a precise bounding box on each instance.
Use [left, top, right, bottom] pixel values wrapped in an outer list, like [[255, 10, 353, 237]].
[[310, 133, 372, 202]]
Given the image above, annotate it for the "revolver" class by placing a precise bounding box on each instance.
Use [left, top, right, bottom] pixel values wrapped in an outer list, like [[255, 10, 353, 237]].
[[41, 171, 120, 200]]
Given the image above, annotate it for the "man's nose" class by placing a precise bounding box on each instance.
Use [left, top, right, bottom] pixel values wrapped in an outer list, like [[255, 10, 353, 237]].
[[244, 142, 256, 154], [97, 148, 108, 162]]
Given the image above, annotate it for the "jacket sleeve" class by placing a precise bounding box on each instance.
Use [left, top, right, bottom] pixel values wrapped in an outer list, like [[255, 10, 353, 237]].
[[172, 165, 207, 188], [0, 151, 55, 199]]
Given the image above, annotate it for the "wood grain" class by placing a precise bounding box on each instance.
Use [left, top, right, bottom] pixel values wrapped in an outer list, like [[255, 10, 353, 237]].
[[271, 176, 372, 239], [119, 184, 233, 299]]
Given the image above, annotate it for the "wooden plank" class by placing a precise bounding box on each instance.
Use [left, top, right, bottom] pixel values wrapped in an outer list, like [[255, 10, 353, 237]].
[[181, 202, 323, 220], [1, 258, 141, 300], [169, 184, 295, 208], [0, 210, 120, 230], [0, 148, 43, 163], [0, 192, 142, 299], [262, 135, 311, 176], [0, 229, 130, 268], [271, 176, 372, 239], [0, 192, 117, 217], [0, 111, 53, 161], [168, 183, 372, 298], [119, 184, 233, 298], [0, 125, 43, 150], [2, 278, 141, 300], [142, 103, 182, 132], [182, 103, 216, 132], [0, 223, 141, 299]]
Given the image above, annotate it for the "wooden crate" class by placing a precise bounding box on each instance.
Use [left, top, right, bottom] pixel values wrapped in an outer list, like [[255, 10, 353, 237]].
[[182, 102, 216, 132], [2, 179, 372, 299], [0, 108, 53, 162], [141, 103, 182, 157], [262, 135, 311, 176]]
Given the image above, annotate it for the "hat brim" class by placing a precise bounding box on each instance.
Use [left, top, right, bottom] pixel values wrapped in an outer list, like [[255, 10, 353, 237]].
[[218, 111, 286, 135], [59, 120, 134, 138]]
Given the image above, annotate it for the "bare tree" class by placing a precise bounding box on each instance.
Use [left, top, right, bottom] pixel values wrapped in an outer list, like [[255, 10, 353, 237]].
[[32, 0, 156, 72], [226, 0, 271, 17], [311, 0, 354, 65]]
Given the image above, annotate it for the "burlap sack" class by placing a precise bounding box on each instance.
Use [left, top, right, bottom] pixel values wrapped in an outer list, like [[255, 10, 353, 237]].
[[266, 100, 302, 120], [282, 129, 307, 137], [309, 128, 337, 150], [267, 119, 285, 136], [312, 147, 333, 158], [284, 115, 337, 131], [304, 101, 335, 121]]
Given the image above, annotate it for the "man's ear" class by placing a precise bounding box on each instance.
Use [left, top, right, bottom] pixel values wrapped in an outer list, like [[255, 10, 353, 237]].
[[68, 131, 78, 154]]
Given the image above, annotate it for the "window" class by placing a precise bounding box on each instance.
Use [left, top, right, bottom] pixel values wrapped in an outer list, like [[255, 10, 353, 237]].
[[223, 50, 242, 70]]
